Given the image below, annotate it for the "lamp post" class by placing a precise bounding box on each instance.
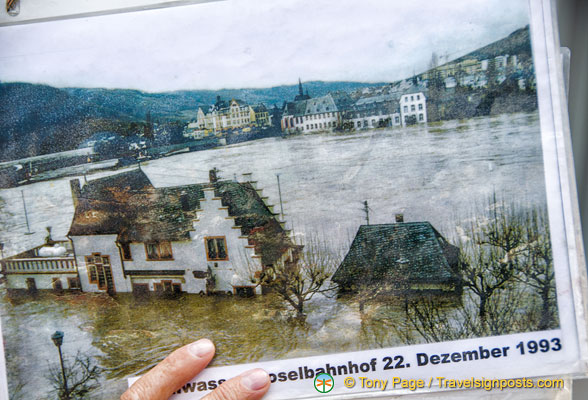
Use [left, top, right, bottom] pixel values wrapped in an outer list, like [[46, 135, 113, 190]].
[[51, 331, 69, 399]]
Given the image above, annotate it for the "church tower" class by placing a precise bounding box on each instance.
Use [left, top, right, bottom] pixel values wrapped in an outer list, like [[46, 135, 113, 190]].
[[294, 78, 311, 101]]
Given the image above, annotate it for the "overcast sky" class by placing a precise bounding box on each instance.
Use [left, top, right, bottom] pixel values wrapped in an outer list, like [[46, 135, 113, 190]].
[[0, 0, 530, 92]]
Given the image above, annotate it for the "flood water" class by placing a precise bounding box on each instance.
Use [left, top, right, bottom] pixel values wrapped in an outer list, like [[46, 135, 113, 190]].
[[0, 112, 547, 399]]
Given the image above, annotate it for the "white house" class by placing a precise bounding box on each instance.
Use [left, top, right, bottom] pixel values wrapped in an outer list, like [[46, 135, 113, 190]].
[[281, 81, 353, 134], [344, 94, 401, 130], [282, 91, 353, 134], [399, 89, 427, 126], [0, 168, 297, 297]]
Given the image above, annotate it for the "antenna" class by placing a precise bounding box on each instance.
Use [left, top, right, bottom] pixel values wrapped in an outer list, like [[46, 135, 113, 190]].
[[276, 173, 285, 221], [363, 200, 372, 225], [21, 190, 34, 235]]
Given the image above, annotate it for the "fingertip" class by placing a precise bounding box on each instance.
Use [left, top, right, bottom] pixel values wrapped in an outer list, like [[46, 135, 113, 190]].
[[240, 369, 270, 392], [188, 338, 215, 359]]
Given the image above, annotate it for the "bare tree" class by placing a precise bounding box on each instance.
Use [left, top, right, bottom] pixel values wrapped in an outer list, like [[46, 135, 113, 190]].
[[46, 352, 102, 400], [511, 208, 557, 330], [459, 198, 525, 320], [393, 201, 557, 343], [253, 234, 340, 318]]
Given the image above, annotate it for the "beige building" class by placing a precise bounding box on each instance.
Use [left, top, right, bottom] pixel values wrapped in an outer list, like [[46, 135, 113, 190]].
[[195, 97, 271, 133]]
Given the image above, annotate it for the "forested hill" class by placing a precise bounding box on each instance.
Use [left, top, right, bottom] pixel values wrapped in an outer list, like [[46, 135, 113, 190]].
[[0, 81, 383, 161], [454, 25, 531, 63]]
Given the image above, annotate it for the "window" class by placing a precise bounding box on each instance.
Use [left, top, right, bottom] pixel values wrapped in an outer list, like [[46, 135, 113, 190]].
[[403, 106, 408, 113], [411, 105, 415, 112], [417, 95, 420, 100], [357, 121, 361, 128], [86, 254, 111, 285], [120, 242, 132, 260], [145, 241, 173, 260], [418, 104, 423, 110], [395, 116, 400, 124], [234, 286, 255, 297], [68, 277, 81, 289], [306, 125, 309, 130], [52, 278, 63, 291], [411, 95, 414, 101], [132, 283, 149, 298], [419, 113, 424, 121], [205, 237, 228, 261]]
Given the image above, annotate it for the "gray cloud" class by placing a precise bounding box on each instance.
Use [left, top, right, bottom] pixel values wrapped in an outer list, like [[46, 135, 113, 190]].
[[0, 0, 530, 91]]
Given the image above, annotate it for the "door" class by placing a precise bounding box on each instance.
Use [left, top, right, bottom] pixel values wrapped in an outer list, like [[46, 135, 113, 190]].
[[26, 278, 36, 292]]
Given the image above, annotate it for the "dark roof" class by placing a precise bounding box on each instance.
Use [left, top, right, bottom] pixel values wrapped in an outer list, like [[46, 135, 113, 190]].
[[347, 100, 399, 118], [332, 222, 459, 287], [355, 93, 401, 106], [401, 84, 428, 96], [68, 169, 285, 251], [283, 92, 354, 118], [283, 99, 309, 117], [253, 104, 268, 113]]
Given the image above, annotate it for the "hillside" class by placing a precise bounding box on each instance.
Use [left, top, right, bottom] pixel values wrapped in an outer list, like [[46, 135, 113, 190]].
[[0, 80, 384, 161], [453, 25, 531, 63], [63, 81, 385, 121], [0, 83, 142, 161]]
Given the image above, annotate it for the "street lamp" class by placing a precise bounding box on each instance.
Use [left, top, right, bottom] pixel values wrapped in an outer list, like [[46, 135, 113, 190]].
[[51, 331, 69, 399]]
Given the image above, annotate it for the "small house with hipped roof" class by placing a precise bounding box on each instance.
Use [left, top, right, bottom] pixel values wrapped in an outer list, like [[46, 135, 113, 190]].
[[332, 220, 461, 294]]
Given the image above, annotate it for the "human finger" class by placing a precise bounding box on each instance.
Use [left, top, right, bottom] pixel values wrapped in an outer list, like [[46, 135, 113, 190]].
[[202, 368, 271, 400], [121, 338, 215, 400]]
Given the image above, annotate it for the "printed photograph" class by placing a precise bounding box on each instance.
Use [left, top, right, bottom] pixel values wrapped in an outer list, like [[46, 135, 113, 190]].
[[0, 0, 557, 398]]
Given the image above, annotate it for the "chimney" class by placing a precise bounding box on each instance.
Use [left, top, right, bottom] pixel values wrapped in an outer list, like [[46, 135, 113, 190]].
[[242, 172, 253, 182], [395, 214, 404, 223], [209, 169, 218, 183], [70, 179, 81, 209]]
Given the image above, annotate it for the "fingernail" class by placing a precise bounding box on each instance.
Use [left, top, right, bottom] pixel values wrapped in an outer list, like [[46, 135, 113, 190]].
[[240, 369, 270, 391], [188, 339, 214, 358]]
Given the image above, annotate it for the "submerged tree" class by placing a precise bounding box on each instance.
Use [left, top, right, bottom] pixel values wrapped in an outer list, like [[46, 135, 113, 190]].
[[459, 198, 525, 320], [397, 199, 558, 343], [512, 208, 557, 330], [46, 352, 102, 400], [251, 233, 340, 318]]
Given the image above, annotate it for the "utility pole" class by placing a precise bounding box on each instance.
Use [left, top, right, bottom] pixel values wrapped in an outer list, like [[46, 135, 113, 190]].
[[363, 200, 370, 225], [276, 174, 284, 221], [21, 190, 33, 235]]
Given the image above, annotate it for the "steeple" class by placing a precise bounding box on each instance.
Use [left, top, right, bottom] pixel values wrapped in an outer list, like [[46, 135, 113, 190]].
[[294, 78, 311, 101]]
